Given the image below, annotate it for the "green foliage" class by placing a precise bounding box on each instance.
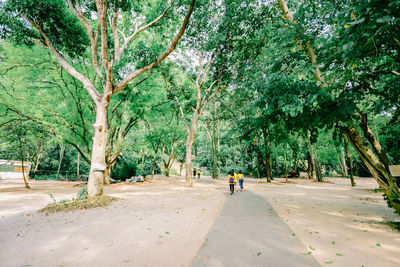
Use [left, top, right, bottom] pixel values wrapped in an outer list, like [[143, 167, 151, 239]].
[[1, 0, 89, 55], [111, 158, 137, 180], [76, 187, 88, 201]]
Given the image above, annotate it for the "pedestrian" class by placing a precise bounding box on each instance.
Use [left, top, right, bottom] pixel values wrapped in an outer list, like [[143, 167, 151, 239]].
[[198, 169, 201, 179], [193, 168, 197, 178], [233, 170, 238, 192], [228, 171, 235, 195], [238, 170, 244, 191]]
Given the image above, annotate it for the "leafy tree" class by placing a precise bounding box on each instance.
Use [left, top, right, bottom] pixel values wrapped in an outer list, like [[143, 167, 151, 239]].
[[0, 0, 197, 196]]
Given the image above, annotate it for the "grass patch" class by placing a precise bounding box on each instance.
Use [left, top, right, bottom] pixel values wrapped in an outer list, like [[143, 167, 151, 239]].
[[39, 195, 118, 213], [385, 221, 400, 232]]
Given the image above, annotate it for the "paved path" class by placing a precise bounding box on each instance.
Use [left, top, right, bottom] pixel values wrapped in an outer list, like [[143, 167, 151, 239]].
[[192, 181, 320, 267]]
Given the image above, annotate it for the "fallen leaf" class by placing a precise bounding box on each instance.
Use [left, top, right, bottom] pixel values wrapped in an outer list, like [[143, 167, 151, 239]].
[[309, 245, 315, 251], [332, 241, 336, 245], [336, 253, 343, 256], [302, 251, 312, 255], [165, 231, 170, 235], [325, 261, 334, 264], [376, 243, 381, 247]]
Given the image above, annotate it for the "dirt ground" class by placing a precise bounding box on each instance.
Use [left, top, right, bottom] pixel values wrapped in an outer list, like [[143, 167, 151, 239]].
[[0, 177, 225, 267], [0, 176, 399, 267], [248, 177, 400, 267]]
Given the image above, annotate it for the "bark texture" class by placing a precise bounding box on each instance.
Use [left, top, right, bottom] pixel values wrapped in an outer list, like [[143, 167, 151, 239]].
[[344, 123, 400, 213]]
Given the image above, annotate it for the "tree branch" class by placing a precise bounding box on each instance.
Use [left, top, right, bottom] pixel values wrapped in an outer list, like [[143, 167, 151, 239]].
[[67, 0, 103, 78], [114, 0, 197, 94], [23, 14, 101, 102], [116, 6, 170, 63]]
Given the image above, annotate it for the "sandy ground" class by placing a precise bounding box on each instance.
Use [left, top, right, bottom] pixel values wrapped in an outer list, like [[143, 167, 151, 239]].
[[248, 177, 400, 267], [0, 176, 399, 267], [0, 177, 225, 267]]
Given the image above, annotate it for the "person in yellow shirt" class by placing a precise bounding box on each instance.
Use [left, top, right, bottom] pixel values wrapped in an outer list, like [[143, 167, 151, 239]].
[[233, 170, 238, 192], [237, 170, 244, 191], [228, 171, 235, 195]]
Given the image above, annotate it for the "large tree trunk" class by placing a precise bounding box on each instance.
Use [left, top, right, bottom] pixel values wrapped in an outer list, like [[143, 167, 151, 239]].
[[88, 101, 109, 197], [344, 123, 400, 214], [359, 112, 393, 170]]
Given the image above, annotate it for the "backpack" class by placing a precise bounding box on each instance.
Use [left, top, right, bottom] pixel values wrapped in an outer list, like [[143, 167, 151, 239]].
[[229, 177, 234, 183]]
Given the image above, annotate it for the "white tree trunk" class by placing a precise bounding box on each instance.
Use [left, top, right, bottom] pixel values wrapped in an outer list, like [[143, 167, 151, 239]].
[[88, 101, 109, 197]]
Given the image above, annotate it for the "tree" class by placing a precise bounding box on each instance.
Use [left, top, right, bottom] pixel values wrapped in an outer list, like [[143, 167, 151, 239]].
[[1, 0, 197, 197], [274, 0, 400, 213]]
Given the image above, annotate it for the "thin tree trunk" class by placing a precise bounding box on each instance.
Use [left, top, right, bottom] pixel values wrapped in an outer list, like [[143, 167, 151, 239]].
[[344, 138, 355, 187], [308, 130, 323, 182], [284, 149, 288, 182], [18, 136, 30, 189], [212, 121, 217, 179], [184, 110, 199, 187], [255, 138, 270, 182], [104, 164, 111, 184], [57, 145, 65, 181], [179, 163, 183, 177], [152, 150, 157, 179], [34, 146, 43, 172], [77, 152, 80, 178], [307, 151, 314, 179], [341, 146, 348, 176], [262, 128, 273, 181], [185, 135, 194, 187], [275, 156, 279, 175], [256, 154, 261, 178], [88, 101, 109, 197], [336, 155, 344, 177]]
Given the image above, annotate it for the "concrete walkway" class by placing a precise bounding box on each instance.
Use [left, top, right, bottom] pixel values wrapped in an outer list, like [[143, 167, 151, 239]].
[[192, 182, 320, 267]]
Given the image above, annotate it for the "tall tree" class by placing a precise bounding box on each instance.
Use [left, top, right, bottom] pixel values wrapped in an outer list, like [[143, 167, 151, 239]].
[[0, 0, 196, 196]]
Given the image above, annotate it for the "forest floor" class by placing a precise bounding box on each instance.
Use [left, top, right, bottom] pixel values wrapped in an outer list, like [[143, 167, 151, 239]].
[[0, 176, 399, 267]]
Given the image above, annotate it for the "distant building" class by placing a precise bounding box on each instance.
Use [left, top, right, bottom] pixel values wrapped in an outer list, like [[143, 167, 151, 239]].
[[0, 160, 31, 180]]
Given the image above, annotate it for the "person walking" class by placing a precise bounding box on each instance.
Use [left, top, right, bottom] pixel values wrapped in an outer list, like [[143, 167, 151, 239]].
[[238, 170, 244, 191], [228, 171, 235, 195], [233, 170, 238, 192]]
